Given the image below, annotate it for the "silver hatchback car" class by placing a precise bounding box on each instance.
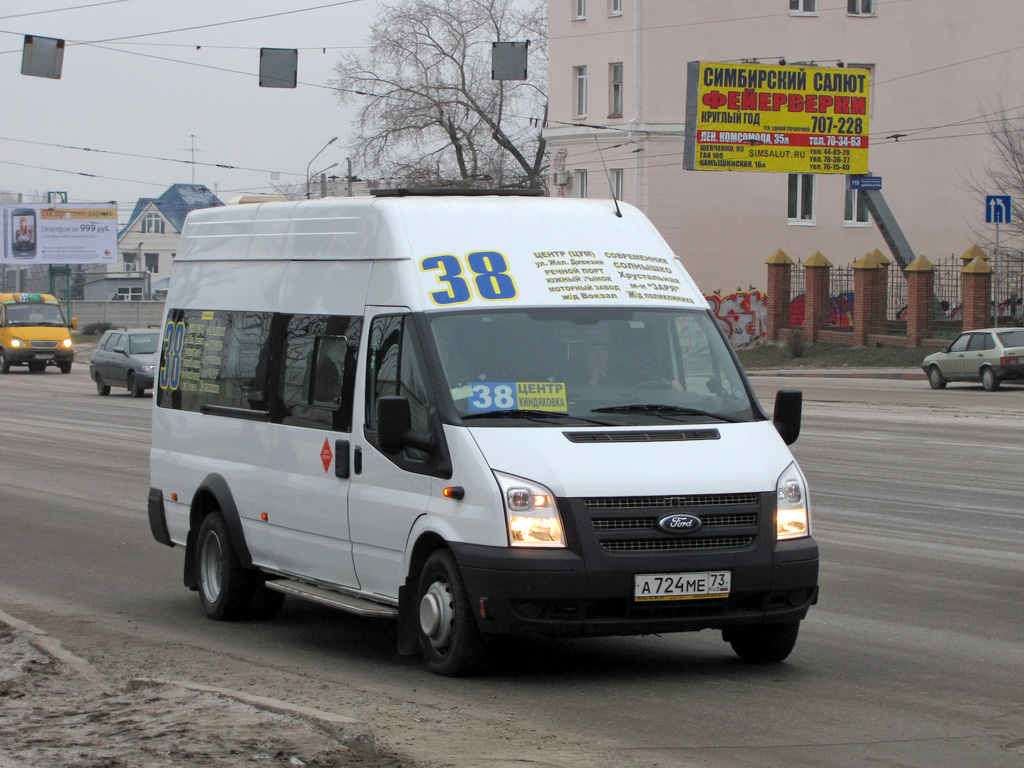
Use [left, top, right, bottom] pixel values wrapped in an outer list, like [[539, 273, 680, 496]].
[[89, 328, 160, 397], [922, 328, 1024, 391]]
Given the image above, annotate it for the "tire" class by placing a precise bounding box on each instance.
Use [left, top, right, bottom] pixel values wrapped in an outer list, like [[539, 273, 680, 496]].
[[0, 349, 9, 374], [95, 374, 111, 396], [27, 361, 46, 373], [981, 367, 1000, 391], [195, 512, 258, 621], [927, 366, 946, 390], [725, 622, 800, 664], [416, 549, 486, 676], [128, 372, 146, 398], [59, 361, 72, 374]]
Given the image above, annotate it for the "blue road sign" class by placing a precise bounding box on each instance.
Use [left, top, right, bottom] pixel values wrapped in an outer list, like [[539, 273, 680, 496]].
[[849, 176, 882, 190], [986, 195, 1011, 224]]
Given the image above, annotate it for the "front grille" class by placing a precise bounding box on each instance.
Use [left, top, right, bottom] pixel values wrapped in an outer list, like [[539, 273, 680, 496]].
[[584, 493, 758, 510], [564, 492, 764, 556], [592, 513, 757, 531], [601, 535, 754, 552], [30, 340, 58, 349]]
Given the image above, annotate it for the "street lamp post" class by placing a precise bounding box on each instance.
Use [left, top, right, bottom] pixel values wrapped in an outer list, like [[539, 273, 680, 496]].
[[305, 136, 338, 199]]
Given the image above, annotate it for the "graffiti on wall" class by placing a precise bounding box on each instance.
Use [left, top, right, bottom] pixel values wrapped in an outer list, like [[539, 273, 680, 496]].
[[705, 290, 768, 345], [788, 292, 855, 328]]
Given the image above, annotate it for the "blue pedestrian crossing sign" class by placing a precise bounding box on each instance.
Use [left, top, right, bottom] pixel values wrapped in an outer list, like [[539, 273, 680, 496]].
[[986, 195, 1011, 224]]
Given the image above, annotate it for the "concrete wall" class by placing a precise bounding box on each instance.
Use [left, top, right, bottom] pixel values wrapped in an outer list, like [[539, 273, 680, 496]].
[[69, 300, 165, 330]]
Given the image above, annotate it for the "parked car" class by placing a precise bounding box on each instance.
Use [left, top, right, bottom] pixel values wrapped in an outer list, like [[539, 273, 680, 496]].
[[89, 328, 159, 397], [922, 328, 1024, 391]]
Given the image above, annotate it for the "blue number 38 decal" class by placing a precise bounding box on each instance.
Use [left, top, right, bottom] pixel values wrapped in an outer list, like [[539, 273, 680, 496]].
[[421, 251, 518, 305]]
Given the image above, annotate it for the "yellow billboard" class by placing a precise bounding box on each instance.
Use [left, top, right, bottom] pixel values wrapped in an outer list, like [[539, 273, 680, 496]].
[[684, 61, 870, 174]]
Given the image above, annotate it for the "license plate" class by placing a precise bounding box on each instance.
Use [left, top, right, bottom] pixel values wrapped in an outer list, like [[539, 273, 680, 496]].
[[634, 571, 731, 602], [35, 353, 53, 361]]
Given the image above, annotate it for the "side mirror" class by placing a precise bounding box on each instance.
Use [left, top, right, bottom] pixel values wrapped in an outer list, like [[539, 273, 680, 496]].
[[773, 389, 802, 445], [70, 317, 78, 330], [377, 396, 435, 454]]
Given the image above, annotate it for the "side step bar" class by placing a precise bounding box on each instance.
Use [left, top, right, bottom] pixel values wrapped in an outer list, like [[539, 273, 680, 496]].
[[265, 579, 399, 619]]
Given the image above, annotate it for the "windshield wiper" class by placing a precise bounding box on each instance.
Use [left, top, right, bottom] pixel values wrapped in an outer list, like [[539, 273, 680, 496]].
[[462, 409, 615, 426], [591, 404, 743, 423]]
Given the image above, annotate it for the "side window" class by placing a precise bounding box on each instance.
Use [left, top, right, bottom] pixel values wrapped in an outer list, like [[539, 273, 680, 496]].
[[365, 314, 433, 454], [968, 333, 994, 352], [948, 334, 970, 353]]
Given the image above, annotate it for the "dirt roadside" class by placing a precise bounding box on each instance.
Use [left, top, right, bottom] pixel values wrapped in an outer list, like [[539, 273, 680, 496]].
[[0, 609, 427, 768]]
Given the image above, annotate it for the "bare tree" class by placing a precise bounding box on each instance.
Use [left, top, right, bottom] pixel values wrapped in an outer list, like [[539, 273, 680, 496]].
[[329, 0, 547, 190], [968, 103, 1024, 264]]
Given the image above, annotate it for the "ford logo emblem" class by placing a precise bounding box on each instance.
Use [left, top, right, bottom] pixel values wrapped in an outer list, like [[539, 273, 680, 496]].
[[657, 513, 702, 535]]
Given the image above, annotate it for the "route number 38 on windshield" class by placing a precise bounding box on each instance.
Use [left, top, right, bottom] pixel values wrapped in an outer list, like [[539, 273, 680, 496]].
[[421, 251, 518, 305]]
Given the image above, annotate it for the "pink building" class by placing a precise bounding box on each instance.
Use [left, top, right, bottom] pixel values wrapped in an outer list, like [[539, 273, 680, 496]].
[[544, 0, 1024, 293]]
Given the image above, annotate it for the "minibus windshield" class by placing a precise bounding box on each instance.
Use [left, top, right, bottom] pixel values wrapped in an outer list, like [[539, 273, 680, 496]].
[[427, 307, 756, 427], [5, 302, 67, 327]]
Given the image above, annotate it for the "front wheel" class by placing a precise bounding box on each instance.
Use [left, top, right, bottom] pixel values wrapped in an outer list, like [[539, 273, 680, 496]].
[[981, 367, 1001, 391], [196, 513, 256, 621], [0, 349, 9, 374], [128, 372, 145, 398], [724, 622, 800, 664], [416, 549, 486, 676], [95, 374, 111, 396], [59, 361, 72, 374], [927, 366, 946, 389]]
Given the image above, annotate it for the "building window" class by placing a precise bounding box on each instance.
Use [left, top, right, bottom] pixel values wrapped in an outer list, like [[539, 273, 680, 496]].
[[789, 0, 817, 14], [142, 212, 164, 235], [787, 174, 815, 223], [573, 169, 588, 198], [574, 0, 586, 19], [847, 0, 873, 14], [610, 0, 622, 15], [145, 253, 160, 273], [610, 168, 625, 200], [574, 65, 588, 117], [115, 286, 143, 302], [609, 62, 624, 117], [845, 187, 870, 225]]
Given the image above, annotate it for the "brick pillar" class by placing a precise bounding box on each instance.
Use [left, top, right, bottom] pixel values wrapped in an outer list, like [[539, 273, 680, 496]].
[[852, 257, 880, 346], [905, 255, 935, 346], [962, 256, 992, 330], [803, 251, 832, 343], [765, 249, 794, 340]]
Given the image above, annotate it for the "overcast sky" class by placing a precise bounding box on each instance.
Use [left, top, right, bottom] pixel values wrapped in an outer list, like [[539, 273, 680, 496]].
[[1, 0, 384, 224]]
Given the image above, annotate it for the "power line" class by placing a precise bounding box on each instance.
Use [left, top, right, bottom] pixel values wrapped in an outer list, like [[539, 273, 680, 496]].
[[0, 0, 134, 22]]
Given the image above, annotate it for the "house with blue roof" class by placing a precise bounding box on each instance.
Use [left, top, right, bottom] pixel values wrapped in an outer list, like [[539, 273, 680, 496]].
[[83, 183, 223, 300]]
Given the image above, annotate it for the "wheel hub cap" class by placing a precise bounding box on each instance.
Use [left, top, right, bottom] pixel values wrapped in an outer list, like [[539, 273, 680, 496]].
[[419, 579, 454, 651]]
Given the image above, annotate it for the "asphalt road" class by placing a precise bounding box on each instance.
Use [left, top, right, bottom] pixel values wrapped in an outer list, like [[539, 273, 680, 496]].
[[1, 363, 1022, 767]]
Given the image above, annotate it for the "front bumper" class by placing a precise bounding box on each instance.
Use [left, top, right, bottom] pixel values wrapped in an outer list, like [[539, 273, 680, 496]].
[[5, 347, 74, 365], [451, 491, 819, 638]]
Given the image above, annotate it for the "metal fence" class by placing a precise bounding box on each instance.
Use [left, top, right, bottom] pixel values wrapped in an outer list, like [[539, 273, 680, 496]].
[[791, 252, 1024, 327]]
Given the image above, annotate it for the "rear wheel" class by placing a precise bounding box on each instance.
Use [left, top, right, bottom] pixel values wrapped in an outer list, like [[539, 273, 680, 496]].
[[95, 374, 111, 396], [128, 372, 145, 398], [725, 622, 800, 664], [416, 549, 486, 676], [0, 349, 9, 373], [27, 361, 46, 373], [981, 367, 1001, 391], [927, 366, 946, 389], [196, 513, 257, 621]]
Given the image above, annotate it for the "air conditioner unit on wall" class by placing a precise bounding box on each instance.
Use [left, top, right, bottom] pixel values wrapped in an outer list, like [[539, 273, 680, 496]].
[[553, 171, 572, 187]]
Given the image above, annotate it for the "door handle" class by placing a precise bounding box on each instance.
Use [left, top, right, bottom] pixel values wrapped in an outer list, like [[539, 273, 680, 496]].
[[335, 439, 350, 478]]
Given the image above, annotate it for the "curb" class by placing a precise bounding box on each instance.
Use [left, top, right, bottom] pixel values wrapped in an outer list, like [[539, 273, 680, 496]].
[[747, 369, 926, 380]]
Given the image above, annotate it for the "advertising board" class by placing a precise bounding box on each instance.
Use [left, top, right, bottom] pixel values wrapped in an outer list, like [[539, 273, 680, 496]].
[[1, 203, 118, 264], [684, 61, 870, 175]]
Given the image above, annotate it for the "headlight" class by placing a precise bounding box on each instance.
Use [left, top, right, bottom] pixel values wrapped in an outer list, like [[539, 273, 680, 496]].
[[61, 338, 74, 349], [494, 471, 565, 548], [141, 364, 155, 373], [776, 461, 810, 540], [10, 337, 26, 348]]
